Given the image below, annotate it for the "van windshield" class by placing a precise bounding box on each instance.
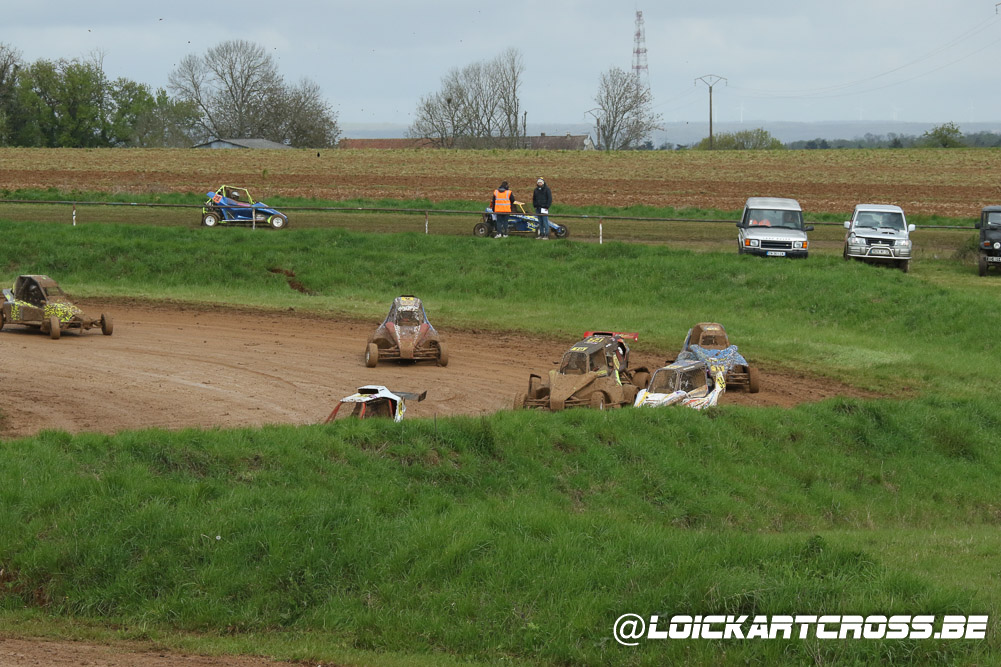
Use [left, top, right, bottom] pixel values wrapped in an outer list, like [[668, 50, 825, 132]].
[[855, 211, 905, 230], [746, 209, 803, 229]]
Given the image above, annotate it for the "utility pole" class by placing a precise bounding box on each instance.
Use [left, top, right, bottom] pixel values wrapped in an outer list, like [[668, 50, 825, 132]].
[[695, 74, 727, 149]]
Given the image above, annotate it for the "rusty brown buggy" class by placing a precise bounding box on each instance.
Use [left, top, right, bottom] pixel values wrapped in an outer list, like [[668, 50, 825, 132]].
[[365, 295, 448, 367], [516, 332, 650, 411], [1, 275, 113, 340]]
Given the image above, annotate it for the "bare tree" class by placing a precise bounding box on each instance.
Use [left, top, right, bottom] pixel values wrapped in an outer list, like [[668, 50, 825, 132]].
[[409, 49, 525, 149], [169, 39, 339, 147], [0, 43, 23, 144], [588, 67, 662, 150]]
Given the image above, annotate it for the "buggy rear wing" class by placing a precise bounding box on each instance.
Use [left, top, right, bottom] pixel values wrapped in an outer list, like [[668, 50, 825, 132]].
[[583, 331, 639, 342]]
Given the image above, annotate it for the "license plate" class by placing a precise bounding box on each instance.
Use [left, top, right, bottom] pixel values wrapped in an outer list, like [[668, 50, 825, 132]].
[[987, 256, 1001, 263], [766, 251, 786, 257], [871, 248, 890, 256]]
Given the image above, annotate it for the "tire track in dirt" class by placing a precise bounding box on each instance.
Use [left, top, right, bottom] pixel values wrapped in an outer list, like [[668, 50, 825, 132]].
[[0, 300, 878, 439]]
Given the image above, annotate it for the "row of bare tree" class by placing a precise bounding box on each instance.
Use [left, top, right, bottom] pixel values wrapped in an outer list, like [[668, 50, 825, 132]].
[[409, 49, 662, 150], [168, 40, 339, 148], [1, 39, 657, 150]]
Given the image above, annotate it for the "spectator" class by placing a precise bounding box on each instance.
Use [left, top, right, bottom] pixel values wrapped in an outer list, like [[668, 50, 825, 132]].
[[533, 177, 553, 239], [490, 181, 513, 238]]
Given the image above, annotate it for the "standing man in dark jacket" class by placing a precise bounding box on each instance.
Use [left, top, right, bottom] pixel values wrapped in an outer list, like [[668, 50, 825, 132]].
[[532, 177, 553, 239]]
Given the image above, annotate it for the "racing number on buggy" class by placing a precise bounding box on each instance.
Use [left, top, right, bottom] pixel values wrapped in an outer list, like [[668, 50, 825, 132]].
[[570, 346, 589, 352]]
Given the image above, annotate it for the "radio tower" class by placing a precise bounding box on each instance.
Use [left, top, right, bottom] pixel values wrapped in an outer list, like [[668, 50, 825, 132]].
[[632, 10, 650, 90]]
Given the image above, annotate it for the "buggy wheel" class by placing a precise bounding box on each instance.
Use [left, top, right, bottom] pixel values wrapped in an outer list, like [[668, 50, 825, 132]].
[[473, 222, 490, 237], [747, 365, 761, 394], [0, 309, 5, 331], [365, 343, 379, 368], [48, 316, 61, 340], [631, 371, 650, 390], [269, 215, 288, 230], [589, 392, 607, 410], [436, 341, 449, 367], [201, 211, 220, 227], [554, 225, 569, 239], [514, 392, 526, 410], [978, 255, 988, 277], [101, 313, 114, 336]]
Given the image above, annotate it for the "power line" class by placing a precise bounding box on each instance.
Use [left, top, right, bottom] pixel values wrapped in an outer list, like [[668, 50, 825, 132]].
[[731, 14, 1001, 100]]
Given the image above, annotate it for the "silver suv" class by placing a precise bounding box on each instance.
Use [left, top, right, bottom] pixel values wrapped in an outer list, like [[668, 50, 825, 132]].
[[737, 197, 812, 258], [842, 204, 914, 273]]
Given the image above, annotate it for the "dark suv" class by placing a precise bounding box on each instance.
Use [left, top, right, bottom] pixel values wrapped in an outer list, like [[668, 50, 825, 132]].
[[975, 206, 1001, 276]]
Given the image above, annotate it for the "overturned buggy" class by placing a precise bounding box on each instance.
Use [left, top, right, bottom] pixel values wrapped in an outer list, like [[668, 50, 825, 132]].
[[1, 275, 113, 340], [365, 295, 448, 367], [325, 385, 427, 423]]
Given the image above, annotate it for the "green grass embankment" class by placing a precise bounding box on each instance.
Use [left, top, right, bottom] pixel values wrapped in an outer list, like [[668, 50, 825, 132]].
[[1, 404, 999, 665], [1, 220, 1000, 665]]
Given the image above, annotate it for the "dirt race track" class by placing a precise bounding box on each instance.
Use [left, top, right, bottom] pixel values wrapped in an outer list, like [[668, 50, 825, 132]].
[[0, 637, 304, 667], [1, 300, 874, 440]]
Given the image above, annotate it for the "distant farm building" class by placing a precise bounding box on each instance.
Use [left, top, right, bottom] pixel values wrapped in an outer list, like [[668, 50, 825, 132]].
[[525, 133, 595, 151], [337, 138, 436, 149], [193, 138, 291, 149], [337, 133, 595, 150]]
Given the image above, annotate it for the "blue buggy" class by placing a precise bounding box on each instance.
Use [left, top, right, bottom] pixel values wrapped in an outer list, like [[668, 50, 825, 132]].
[[201, 185, 289, 229], [474, 203, 568, 239]]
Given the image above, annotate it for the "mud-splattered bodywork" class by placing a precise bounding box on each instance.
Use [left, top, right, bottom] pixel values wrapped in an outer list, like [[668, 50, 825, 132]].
[[676, 322, 759, 393], [634, 352, 733, 410], [1, 275, 112, 338], [519, 332, 649, 411], [365, 296, 447, 366]]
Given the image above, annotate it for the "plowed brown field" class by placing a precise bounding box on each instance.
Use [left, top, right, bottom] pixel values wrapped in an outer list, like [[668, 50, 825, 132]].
[[2, 146, 1000, 217]]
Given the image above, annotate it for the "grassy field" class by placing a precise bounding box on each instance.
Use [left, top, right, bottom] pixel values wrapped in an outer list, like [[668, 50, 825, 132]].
[[1, 220, 1000, 664]]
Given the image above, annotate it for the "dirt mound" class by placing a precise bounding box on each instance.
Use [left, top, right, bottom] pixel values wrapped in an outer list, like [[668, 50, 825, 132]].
[[0, 300, 879, 439]]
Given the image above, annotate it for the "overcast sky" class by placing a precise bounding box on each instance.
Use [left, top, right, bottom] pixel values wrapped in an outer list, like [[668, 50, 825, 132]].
[[6, 1, 1001, 131]]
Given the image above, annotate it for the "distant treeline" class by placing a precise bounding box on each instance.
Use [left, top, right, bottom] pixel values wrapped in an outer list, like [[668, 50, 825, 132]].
[[649, 122, 1001, 151]]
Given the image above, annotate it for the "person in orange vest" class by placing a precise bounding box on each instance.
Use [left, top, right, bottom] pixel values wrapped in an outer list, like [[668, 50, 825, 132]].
[[490, 181, 514, 238]]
